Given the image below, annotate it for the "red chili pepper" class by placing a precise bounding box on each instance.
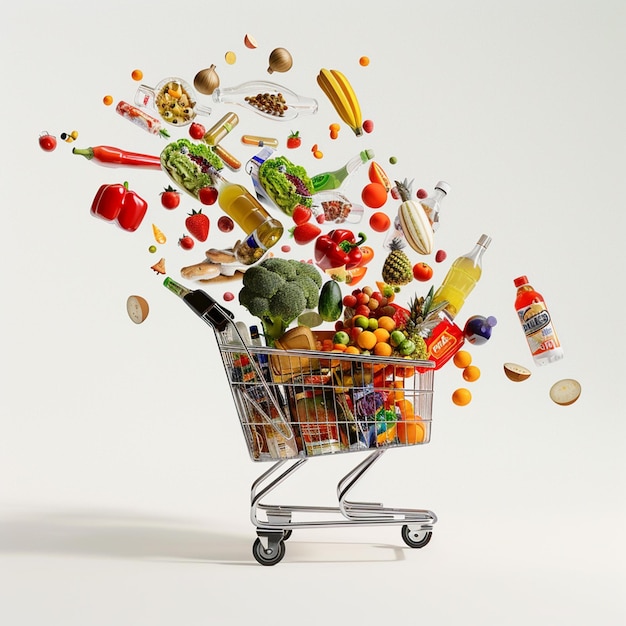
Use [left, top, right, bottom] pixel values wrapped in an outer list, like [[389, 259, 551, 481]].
[[314, 229, 367, 270], [72, 145, 162, 169], [90, 181, 148, 232]]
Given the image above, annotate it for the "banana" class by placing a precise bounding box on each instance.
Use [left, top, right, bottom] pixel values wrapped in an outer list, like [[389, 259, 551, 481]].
[[329, 69, 363, 136], [317, 68, 363, 136]]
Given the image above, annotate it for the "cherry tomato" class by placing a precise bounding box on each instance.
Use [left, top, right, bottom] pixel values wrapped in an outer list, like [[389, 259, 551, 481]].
[[287, 131, 301, 149], [38, 132, 57, 152], [217, 216, 234, 232], [160, 186, 181, 210], [198, 186, 218, 205], [412, 262, 433, 282], [178, 234, 194, 250], [369, 211, 390, 232], [189, 123, 206, 140]]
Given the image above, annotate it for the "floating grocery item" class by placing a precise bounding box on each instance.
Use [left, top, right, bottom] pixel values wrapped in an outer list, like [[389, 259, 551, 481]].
[[267, 48, 293, 74], [463, 314, 497, 345], [311, 191, 364, 224], [193, 64, 220, 95], [514, 276, 563, 366], [135, 77, 212, 126], [211, 80, 317, 122], [549, 379, 581, 405], [310, 149, 374, 193], [316, 68, 363, 136], [202, 112, 239, 146], [38, 131, 57, 151], [73, 145, 162, 169], [126, 295, 149, 324], [115, 101, 170, 137], [432, 234, 491, 320], [90, 181, 148, 232], [503, 362, 531, 382], [395, 179, 433, 255], [242, 135, 279, 148], [419, 181, 451, 232]]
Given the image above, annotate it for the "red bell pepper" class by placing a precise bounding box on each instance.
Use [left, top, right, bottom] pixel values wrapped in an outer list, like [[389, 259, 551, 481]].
[[90, 181, 148, 232], [314, 229, 367, 270]]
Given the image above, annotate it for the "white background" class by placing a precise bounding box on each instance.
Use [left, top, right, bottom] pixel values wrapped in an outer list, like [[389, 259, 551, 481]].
[[2, 0, 625, 624]]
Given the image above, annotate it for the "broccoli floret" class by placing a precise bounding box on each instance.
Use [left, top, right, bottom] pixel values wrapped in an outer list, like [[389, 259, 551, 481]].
[[288, 258, 323, 288], [260, 257, 297, 281], [237, 258, 323, 345], [269, 282, 307, 321]]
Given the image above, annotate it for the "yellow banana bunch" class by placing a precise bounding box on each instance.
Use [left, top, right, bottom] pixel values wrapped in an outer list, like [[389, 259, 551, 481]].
[[316, 68, 363, 136]]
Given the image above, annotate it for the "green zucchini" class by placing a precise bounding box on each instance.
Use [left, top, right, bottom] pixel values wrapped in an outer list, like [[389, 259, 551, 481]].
[[318, 280, 343, 322]]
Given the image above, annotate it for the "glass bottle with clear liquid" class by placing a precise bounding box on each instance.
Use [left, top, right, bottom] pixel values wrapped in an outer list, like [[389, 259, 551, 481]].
[[209, 167, 284, 265], [432, 234, 492, 320], [420, 181, 451, 231]]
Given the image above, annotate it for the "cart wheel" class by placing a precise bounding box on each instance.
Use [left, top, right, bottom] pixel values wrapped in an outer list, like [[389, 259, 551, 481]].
[[283, 529, 293, 541], [401, 525, 433, 549], [252, 537, 286, 566]]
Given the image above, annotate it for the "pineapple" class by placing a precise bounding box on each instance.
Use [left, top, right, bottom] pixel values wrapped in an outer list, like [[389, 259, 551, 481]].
[[382, 238, 413, 286], [402, 287, 449, 359]]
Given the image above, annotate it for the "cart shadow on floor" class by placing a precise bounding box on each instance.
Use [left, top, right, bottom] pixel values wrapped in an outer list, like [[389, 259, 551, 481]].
[[0, 508, 410, 565]]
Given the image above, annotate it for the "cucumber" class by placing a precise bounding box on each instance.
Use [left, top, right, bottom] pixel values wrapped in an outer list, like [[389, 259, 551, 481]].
[[318, 279, 343, 322]]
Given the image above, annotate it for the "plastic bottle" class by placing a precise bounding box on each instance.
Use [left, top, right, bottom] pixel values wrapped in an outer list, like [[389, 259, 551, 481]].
[[202, 111, 239, 146], [432, 234, 492, 320], [514, 276, 563, 365], [420, 181, 451, 231], [208, 167, 284, 265], [310, 149, 375, 192]]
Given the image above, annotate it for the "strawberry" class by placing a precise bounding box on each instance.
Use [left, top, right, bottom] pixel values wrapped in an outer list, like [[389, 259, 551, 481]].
[[198, 186, 218, 205], [292, 204, 312, 225], [185, 209, 209, 242], [286, 130, 302, 149], [289, 222, 321, 245]]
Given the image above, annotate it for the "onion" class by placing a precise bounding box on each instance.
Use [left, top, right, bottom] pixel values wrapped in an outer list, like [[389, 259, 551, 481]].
[[267, 48, 293, 74], [193, 65, 220, 95]]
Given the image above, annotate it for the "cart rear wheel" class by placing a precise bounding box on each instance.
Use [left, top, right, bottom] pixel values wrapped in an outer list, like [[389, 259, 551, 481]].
[[252, 537, 286, 566], [401, 525, 433, 549]]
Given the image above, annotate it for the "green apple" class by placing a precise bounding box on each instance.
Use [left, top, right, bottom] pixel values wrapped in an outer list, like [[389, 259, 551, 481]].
[[353, 315, 370, 330], [398, 339, 416, 356], [390, 330, 406, 347], [333, 331, 350, 345]]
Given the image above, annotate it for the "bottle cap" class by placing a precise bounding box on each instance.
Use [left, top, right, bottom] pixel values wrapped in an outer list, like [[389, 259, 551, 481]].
[[514, 276, 529, 287], [434, 181, 451, 195], [364, 149, 375, 160], [477, 234, 492, 248]]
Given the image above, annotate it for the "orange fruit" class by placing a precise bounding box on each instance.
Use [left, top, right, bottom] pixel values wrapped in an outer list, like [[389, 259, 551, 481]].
[[453, 350, 472, 368], [376, 315, 396, 332], [462, 365, 481, 382], [357, 330, 377, 351], [344, 345, 360, 355], [452, 388, 472, 406], [131, 69, 144, 81], [397, 417, 425, 444], [373, 327, 390, 343], [373, 341, 393, 357]]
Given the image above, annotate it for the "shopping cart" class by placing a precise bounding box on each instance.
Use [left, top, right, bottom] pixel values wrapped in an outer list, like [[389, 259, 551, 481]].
[[168, 281, 437, 565]]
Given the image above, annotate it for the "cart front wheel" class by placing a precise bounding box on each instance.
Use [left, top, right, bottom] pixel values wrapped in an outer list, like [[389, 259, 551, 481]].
[[252, 537, 286, 566], [401, 525, 433, 549]]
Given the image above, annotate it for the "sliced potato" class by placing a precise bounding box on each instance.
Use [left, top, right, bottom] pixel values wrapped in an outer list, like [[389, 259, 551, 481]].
[[503, 362, 532, 382], [549, 379, 581, 406]]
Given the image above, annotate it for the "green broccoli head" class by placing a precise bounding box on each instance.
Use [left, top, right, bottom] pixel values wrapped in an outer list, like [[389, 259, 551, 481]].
[[238, 258, 323, 344]]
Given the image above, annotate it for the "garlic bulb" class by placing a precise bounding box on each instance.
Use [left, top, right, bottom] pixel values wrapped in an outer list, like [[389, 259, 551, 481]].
[[267, 48, 293, 74], [193, 65, 220, 95]]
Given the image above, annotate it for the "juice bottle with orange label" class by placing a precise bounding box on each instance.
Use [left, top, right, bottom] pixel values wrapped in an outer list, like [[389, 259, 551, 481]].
[[514, 276, 563, 365]]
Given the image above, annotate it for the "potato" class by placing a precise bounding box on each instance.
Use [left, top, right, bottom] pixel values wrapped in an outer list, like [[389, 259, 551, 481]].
[[549, 379, 581, 406], [503, 362, 532, 382]]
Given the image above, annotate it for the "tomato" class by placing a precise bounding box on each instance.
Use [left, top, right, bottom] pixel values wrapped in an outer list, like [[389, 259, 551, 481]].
[[178, 234, 194, 250], [38, 132, 57, 152], [160, 186, 181, 210], [198, 186, 218, 205], [412, 262, 433, 282], [287, 131, 301, 149], [189, 123, 206, 140], [369, 211, 390, 232]]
